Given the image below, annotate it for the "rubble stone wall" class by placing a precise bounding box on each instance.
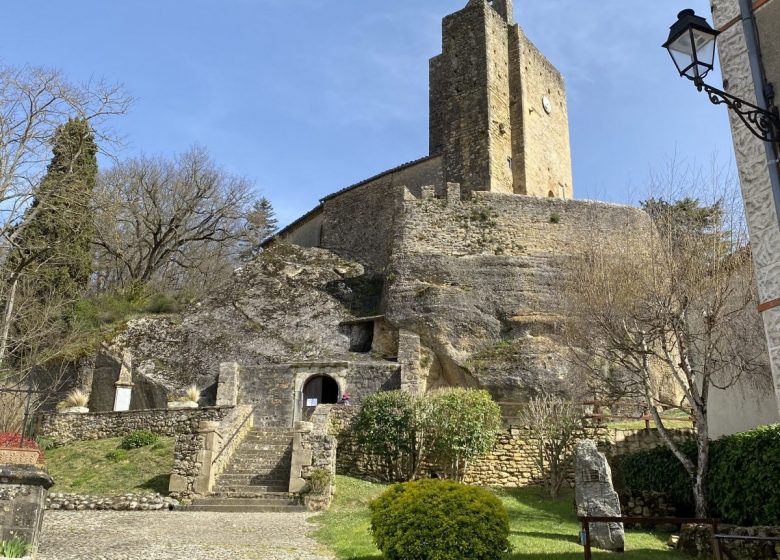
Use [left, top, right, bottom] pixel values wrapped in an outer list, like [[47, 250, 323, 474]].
[[39, 407, 230, 445]]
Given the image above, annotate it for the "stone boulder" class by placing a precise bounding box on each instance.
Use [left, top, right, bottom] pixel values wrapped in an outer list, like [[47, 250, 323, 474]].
[[574, 439, 625, 551], [95, 244, 384, 397]]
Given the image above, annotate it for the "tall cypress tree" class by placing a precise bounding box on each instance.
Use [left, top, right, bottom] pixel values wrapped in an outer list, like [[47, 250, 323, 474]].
[[10, 119, 98, 303]]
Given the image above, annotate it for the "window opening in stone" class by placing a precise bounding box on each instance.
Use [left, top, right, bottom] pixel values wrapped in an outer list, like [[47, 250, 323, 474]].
[[589, 469, 601, 482], [341, 321, 374, 353], [548, 190, 555, 198], [302, 375, 339, 410], [507, 157, 512, 169]]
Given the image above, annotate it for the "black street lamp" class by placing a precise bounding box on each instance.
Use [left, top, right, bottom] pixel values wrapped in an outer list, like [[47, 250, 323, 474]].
[[664, 9, 780, 144]]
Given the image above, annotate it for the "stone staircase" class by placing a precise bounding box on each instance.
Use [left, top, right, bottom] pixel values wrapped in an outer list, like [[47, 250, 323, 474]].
[[183, 427, 305, 512]]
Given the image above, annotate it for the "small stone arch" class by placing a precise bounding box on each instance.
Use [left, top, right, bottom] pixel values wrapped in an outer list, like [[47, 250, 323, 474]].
[[548, 190, 555, 198]]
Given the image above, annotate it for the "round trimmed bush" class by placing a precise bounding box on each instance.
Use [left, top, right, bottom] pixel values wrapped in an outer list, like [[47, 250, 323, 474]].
[[370, 479, 510, 560], [120, 430, 158, 450]]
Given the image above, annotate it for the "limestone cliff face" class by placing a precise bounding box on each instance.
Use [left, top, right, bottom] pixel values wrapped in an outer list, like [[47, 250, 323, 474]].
[[103, 244, 382, 400], [385, 188, 652, 400]]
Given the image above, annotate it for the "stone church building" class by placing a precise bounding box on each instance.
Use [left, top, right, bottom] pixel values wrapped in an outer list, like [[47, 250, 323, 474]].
[[77, 0, 651, 426]]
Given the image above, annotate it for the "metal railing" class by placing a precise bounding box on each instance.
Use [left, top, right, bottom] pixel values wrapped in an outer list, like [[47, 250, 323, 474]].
[[578, 516, 719, 560], [713, 534, 780, 560]]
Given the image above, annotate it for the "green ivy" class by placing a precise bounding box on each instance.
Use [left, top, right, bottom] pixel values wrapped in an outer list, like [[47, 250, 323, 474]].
[[621, 424, 780, 525]]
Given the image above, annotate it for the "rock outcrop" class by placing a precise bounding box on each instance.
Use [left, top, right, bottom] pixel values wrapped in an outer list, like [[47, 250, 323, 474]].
[[89, 244, 386, 406]]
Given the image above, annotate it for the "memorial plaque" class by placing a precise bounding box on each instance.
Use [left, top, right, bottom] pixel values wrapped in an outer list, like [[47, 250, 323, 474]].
[[114, 386, 132, 412]]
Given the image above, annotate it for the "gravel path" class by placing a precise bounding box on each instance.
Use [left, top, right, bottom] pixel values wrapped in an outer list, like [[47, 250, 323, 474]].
[[38, 511, 335, 560]]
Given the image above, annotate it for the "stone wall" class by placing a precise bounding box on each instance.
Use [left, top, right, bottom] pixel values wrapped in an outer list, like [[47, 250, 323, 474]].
[[46, 492, 178, 511], [619, 490, 676, 521], [39, 407, 231, 445], [295, 406, 339, 511], [678, 523, 780, 559], [711, 0, 780, 416], [168, 404, 253, 499], [509, 26, 572, 199], [319, 156, 442, 273], [330, 403, 691, 488], [239, 361, 400, 428]]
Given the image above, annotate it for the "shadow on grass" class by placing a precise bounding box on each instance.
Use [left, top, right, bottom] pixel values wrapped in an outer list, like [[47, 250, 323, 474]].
[[136, 473, 170, 494], [510, 530, 580, 544]]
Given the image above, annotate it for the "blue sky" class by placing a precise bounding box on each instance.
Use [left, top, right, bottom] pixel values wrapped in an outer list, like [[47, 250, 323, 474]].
[[3, 1, 734, 227]]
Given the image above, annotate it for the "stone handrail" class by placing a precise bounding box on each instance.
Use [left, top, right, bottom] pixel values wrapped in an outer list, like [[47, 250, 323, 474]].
[[210, 404, 255, 481]]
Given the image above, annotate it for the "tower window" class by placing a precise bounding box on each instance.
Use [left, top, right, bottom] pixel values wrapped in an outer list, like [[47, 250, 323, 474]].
[[507, 157, 512, 169]]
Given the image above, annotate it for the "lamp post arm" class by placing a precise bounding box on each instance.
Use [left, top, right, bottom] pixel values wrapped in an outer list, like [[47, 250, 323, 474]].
[[694, 78, 780, 144]]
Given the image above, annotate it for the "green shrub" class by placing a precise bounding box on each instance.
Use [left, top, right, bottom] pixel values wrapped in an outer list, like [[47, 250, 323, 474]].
[[427, 388, 503, 479], [307, 468, 332, 494], [621, 424, 780, 525], [549, 212, 561, 224], [35, 435, 56, 451], [105, 449, 128, 463], [370, 479, 510, 560], [353, 390, 424, 481], [144, 292, 183, 314], [708, 424, 780, 525], [621, 441, 696, 511], [353, 389, 502, 482], [120, 430, 158, 450], [0, 537, 30, 558]]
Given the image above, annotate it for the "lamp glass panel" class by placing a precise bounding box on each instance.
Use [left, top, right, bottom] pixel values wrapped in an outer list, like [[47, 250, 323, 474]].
[[669, 45, 694, 75], [693, 30, 717, 67]]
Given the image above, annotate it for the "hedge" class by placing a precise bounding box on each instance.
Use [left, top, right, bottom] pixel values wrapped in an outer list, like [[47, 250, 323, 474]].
[[370, 479, 510, 560], [621, 424, 780, 525]]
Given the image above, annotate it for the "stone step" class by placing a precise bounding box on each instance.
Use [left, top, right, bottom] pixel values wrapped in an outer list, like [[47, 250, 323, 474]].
[[216, 473, 288, 481], [193, 496, 302, 507], [214, 477, 290, 491], [229, 451, 292, 458], [214, 484, 289, 494], [179, 503, 306, 513], [217, 471, 290, 484], [246, 430, 295, 436], [208, 490, 297, 500], [237, 442, 292, 448], [223, 461, 291, 470], [225, 458, 291, 467], [238, 440, 292, 451], [220, 465, 290, 476]]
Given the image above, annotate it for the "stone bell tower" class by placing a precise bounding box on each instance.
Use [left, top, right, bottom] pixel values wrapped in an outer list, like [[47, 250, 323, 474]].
[[429, 0, 573, 199]]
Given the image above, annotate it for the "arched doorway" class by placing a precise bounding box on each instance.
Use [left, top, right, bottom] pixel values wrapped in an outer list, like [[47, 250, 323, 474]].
[[302, 375, 340, 417]]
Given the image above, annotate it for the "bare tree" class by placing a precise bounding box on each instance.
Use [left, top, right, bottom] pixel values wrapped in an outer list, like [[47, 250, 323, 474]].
[[564, 162, 767, 516], [0, 64, 129, 400], [0, 64, 130, 245], [93, 146, 255, 293], [519, 394, 587, 499]]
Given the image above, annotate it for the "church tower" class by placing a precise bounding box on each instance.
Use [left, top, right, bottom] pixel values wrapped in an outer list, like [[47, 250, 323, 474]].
[[429, 0, 573, 199]]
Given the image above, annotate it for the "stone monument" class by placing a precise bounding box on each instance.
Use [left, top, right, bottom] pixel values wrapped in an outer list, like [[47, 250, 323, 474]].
[[574, 440, 624, 551], [0, 464, 54, 557]]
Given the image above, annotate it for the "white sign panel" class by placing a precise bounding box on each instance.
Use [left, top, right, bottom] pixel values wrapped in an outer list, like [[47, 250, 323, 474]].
[[306, 398, 318, 407], [114, 387, 132, 412]]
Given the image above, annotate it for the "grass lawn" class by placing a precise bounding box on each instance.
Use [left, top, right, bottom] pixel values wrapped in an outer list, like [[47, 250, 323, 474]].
[[311, 475, 688, 560], [44, 437, 174, 495]]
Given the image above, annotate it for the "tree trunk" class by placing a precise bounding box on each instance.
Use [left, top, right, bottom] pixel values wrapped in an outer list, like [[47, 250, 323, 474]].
[[693, 420, 710, 518], [0, 275, 19, 371]]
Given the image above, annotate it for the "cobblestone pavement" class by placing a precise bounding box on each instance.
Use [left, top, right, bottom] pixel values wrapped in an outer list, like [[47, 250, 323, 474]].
[[38, 511, 335, 560]]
